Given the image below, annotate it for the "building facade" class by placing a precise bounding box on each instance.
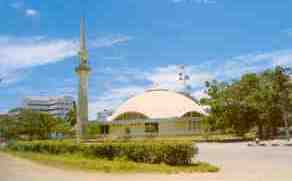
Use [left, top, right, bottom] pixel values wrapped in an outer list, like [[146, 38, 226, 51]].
[[23, 96, 74, 118]]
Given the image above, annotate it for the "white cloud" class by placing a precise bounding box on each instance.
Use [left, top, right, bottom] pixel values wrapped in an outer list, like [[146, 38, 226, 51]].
[[192, 89, 209, 100], [0, 69, 29, 85], [91, 35, 132, 48], [0, 34, 132, 87], [10, 2, 39, 17], [0, 37, 77, 70], [216, 50, 292, 80], [264, 50, 292, 66], [25, 9, 38, 16], [146, 65, 214, 90], [88, 86, 145, 120], [109, 86, 146, 99], [0, 36, 77, 85]]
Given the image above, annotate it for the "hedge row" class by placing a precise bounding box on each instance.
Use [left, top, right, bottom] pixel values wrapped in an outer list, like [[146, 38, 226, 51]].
[[7, 141, 197, 165]]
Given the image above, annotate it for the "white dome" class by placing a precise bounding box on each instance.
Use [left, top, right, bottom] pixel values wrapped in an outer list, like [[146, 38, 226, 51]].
[[109, 89, 207, 121]]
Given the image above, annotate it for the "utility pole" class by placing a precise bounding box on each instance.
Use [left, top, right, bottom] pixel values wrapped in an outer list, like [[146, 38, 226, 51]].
[[178, 65, 191, 95]]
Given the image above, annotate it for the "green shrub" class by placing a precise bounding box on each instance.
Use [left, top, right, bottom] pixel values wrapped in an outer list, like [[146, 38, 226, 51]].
[[7, 140, 197, 165], [84, 122, 101, 139]]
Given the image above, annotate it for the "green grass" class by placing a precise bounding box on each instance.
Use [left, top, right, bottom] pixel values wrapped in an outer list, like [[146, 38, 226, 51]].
[[4, 150, 219, 174]]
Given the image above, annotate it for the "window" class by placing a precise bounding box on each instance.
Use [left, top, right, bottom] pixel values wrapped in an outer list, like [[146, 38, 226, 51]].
[[181, 111, 203, 118], [114, 112, 148, 121], [100, 125, 109, 135], [145, 123, 159, 133]]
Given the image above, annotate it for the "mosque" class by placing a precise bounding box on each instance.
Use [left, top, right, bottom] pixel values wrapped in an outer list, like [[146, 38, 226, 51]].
[[75, 17, 207, 138], [100, 66, 208, 137]]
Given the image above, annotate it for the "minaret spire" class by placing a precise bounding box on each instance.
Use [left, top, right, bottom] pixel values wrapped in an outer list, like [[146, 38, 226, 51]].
[[79, 16, 88, 65]]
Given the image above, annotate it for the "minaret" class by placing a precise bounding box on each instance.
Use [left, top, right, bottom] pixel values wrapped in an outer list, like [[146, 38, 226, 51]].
[[75, 16, 90, 143]]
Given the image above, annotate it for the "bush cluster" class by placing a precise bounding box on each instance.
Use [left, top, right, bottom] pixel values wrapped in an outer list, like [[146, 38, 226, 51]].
[[7, 140, 197, 165]]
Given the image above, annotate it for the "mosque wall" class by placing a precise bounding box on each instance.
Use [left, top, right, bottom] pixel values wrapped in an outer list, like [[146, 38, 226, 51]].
[[104, 118, 201, 138]]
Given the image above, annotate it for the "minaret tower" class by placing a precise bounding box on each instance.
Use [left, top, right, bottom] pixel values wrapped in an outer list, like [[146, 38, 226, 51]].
[[75, 16, 90, 143]]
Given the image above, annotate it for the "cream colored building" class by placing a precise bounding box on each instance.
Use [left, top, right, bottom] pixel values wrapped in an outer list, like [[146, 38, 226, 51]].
[[23, 96, 74, 118], [101, 89, 207, 137]]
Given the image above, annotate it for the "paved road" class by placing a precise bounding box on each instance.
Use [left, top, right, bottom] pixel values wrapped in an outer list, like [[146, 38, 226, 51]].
[[197, 143, 292, 181], [1, 143, 292, 181]]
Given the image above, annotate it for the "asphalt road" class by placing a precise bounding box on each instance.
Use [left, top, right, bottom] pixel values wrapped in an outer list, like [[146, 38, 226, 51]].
[[1, 143, 292, 181]]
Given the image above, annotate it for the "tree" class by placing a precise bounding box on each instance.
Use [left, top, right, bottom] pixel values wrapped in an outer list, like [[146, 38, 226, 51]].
[[202, 80, 230, 132], [273, 66, 292, 140], [65, 101, 77, 126], [0, 109, 75, 141], [84, 121, 101, 138], [54, 118, 73, 138], [18, 109, 41, 140], [0, 116, 19, 140], [17, 109, 72, 140], [38, 113, 59, 139], [203, 66, 292, 139]]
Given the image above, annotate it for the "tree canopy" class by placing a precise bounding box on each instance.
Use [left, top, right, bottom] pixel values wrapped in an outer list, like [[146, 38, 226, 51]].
[[0, 109, 72, 140], [202, 66, 292, 139]]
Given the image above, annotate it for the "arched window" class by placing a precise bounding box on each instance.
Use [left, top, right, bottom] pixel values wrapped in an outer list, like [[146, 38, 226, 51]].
[[181, 111, 203, 118], [113, 112, 149, 121]]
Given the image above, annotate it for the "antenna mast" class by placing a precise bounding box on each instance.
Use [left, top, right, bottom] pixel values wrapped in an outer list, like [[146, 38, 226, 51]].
[[178, 65, 191, 95]]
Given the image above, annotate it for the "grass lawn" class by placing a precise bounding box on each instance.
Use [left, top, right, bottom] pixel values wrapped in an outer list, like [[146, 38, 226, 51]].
[[4, 150, 219, 174]]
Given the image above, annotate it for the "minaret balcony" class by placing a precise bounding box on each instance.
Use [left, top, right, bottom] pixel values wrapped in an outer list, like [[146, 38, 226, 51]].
[[75, 64, 91, 72]]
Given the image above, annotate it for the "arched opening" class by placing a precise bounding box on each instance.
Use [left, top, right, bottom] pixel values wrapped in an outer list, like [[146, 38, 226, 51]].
[[181, 111, 203, 118], [113, 112, 149, 121], [180, 111, 204, 132]]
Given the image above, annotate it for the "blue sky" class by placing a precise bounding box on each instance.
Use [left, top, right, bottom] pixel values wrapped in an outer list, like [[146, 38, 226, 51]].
[[1, 0, 292, 119]]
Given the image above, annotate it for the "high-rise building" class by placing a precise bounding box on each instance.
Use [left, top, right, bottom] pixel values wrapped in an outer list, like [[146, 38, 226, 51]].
[[23, 96, 74, 118]]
